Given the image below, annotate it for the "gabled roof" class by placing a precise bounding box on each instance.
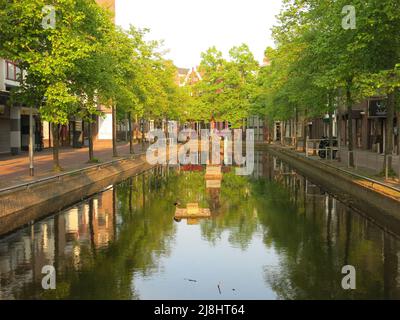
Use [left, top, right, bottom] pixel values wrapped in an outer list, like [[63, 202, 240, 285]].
[[181, 67, 202, 86]]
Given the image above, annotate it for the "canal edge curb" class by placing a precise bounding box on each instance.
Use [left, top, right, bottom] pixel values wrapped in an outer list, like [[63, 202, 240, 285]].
[[0, 152, 155, 236]]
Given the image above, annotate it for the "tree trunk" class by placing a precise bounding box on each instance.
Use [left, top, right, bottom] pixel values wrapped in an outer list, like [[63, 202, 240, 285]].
[[135, 114, 138, 143], [48, 122, 52, 148], [302, 117, 307, 152], [337, 110, 342, 162], [383, 91, 395, 174], [88, 114, 94, 161], [328, 111, 333, 160], [141, 117, 145, 150], [346, 79, 354, 167], [294, 108, 298, 150], [164, 116, 169, 140], [125, 116, 128, 142], [128, 111, 134, 154], [328, 93, 334, 154], [328, 93, 334, 159], [112, 104, 118, 157], [397, 111, 400, 156], [51, 123, 61, 171]]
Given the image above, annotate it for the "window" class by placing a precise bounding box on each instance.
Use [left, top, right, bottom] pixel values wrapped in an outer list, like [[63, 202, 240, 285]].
[[6, 61, 21, 81]]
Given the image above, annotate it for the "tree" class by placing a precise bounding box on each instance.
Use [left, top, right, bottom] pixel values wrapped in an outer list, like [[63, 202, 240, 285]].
[[353, 0, 400, 173], [194, 45, 259, 127], [69, 0, 116, 163], [256, 0, 400, 171], [0, 0, 103, 170], [89, 26, 137, 158]]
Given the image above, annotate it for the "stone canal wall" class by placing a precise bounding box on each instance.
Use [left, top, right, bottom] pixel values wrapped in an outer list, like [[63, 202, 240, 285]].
[[260, 144, 400, 231], [0, 153, 154, 236]]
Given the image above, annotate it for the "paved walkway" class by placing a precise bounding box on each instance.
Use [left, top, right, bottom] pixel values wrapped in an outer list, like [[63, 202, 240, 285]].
[[291, 144, 400, 189], [337, 146, 400, 175], [0, 141, 148, 189]]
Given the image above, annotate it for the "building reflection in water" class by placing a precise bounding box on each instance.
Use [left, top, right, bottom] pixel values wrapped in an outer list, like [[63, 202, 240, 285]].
[[0, 188, 116, 299]]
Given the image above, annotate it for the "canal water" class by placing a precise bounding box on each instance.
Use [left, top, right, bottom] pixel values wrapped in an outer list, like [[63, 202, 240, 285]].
[[0, 151, 399, 300]]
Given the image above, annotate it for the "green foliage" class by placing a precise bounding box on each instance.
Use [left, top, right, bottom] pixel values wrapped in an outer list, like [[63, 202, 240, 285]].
[[0, 0, 98, 123], [190, 44, 259, 126], [255, 0, 400, 122], [0, 0, 182, 127]]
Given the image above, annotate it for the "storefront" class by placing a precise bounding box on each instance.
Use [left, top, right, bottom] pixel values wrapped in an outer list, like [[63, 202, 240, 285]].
[[367, 98, 387, 153], [0, 89, 44, 155], [337, 97, 398, 154], [0, 97, 10, 154]]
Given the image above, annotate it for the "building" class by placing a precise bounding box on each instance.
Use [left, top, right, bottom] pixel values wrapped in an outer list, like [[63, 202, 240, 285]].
[[176, 66, 202, 87], [0, 0, 116, 155], [337, 97, 399, 154], [0, 59, 44, 155], [270, 95, 400, 158], [0, 59, 19, 154], [246, 115, 266, 143], [176, 68, 190, 87]]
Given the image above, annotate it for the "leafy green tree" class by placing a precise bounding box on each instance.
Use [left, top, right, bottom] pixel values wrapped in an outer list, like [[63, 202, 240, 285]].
[[194, 45, 259, 127], [265, 0, 400, 171], [0, 0, 105, 169], [69, 0, 116, 162]]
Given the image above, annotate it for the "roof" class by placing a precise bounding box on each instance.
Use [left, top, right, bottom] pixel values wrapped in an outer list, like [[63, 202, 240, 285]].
[[177, 67, 202, 87], [177, 68, 190, 75]]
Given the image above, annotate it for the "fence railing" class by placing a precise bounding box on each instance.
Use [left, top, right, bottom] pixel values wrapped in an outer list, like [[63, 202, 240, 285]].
[[302, 137, 400, 180], [278, 145, 400, 194], [0, 151, 147, 195]]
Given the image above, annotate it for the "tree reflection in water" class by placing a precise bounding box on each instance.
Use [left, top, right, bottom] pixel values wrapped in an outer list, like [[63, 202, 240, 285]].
[[257, 158, 400, 300], [0, 153, 399, 300]]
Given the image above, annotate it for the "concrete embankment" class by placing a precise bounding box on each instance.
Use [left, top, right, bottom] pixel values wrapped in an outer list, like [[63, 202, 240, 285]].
[[0, 153, 154, 236], [259, 144, 400, 233]]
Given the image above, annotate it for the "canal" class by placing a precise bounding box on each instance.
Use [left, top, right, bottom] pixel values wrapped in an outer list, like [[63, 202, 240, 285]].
[[0, 151, 399, 299]]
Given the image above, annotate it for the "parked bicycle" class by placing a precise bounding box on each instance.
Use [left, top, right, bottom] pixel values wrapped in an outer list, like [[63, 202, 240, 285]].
[[318, 136, 338, 159]]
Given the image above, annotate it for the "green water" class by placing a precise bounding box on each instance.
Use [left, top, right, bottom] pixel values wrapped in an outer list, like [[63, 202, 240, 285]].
[[0, 152, 399, 299]]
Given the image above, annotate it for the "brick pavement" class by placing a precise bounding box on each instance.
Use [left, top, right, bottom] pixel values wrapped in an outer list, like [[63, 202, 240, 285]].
[[0, 141, 148, 189]]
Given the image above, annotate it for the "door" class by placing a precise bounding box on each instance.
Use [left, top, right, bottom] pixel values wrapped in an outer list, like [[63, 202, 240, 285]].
[[0, 118, 10, 154]]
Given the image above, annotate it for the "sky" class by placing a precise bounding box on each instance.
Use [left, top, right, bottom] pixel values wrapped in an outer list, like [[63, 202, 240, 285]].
[[116, 0, 283, 68]]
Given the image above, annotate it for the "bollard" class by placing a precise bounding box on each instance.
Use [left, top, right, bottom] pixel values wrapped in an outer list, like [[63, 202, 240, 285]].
[[305, 138, 308, 158], [348, 151, 350, 168], [398, 154, 400, 182], [355, 151, 357, 170], [385, 156, 388, 181]]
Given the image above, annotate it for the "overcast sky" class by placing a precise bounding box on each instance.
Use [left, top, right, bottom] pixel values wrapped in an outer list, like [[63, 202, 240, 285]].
[[116, 0, 283, 68]]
